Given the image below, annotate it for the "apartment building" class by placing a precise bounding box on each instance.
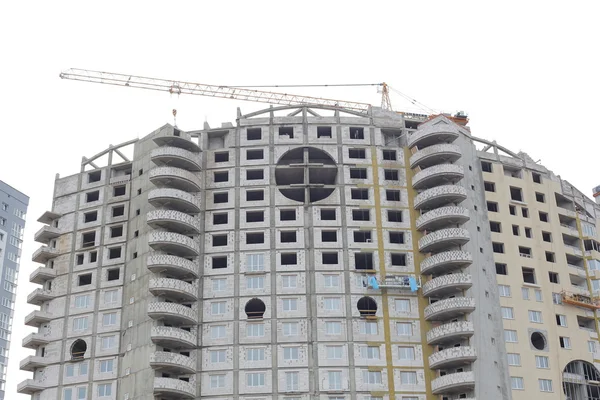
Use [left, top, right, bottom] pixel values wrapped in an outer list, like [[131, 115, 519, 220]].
[[0, 180, 29, 400], [16, 103, 600, 400]]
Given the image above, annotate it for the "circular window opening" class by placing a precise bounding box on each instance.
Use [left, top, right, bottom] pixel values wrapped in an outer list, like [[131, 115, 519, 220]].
[[71, 339, 87, 360], [275, 147, 337, 203], [357, 296, 378, 317], [245, 298, 266, 319], [531, 332, 546, 350]]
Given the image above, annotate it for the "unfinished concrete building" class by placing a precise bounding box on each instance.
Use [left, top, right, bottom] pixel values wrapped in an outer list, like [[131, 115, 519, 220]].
[[17, 104, 600, 400]]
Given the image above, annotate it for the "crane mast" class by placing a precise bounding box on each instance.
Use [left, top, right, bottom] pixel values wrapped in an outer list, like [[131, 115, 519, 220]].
[[59, 68, 376, 113]]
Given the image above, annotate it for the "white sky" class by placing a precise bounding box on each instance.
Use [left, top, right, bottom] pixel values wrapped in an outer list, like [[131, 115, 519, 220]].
[[1, 1, 599, 397]]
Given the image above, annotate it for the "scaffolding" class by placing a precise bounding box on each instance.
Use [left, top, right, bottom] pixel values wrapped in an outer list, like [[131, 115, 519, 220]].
[[561, 291, 600, 310]]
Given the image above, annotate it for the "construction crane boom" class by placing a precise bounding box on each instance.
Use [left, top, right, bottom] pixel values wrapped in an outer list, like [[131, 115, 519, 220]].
[[59, 68, 377, 113]]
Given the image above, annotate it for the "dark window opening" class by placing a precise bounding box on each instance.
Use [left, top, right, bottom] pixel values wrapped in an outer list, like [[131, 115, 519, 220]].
[[88, 171, 101, 183], [490, 221, 501, 233], [76, 254, 84, 265], [524, 227, 532, 238], [213, 235, 227, 246], [321, 231, 337, 242], [78, 274, 92, 286], [281, 231, 297, 243], [113, 185, 126, 196], [391, 253, 406, 266], [481, 161, 492, 172], [82, 232, 96, 248], [246, 149, 264, 160], [386, 190, 400, 201], [317, 126, 332, 138], [519, 246, 532, 257], [492, 242, 504, 253], [213, 213, 228, 225], [86, 191, 100, 202], [349, 127, 365, 139], [108, 247, 122, 259], [352, 209, 370, 221], [539, 212, 549, 222], [107, 268, 120, 281], [112, 206, 124, 217], [512, 225, 520, 236], [382, 150, 397, 161], [542, 231, 552, 242], [110, 226, 123, 238], [354, 231, 372, 243], [245, 298, 266, 319], [532, 173, 542, 183], [350, 168, 367, 179], [546, 252, 555, 262], [246, 211, 264, 223], [487, 202, 498, 212], [522, 267, 536, 284], [320, 209, 336, 220], [388, 210, 402, 222], [280, 209, 296, 221], [212, 256, 227, 269], [281, 253, 297, 265], [214, 171, 228, 183], [246, 190, 264, 201], [522, 207, 529, 218], [351, 189, 369, 200], [389, 232, 404, 244], [322, 252, 338, 264], [384, 169, 399, 180], [549, 272, 559, 283], [357, 296, 377, 316], [484, 182, 495, 192], [509, 205, 516, 215], [247, 169, 264, 180], [496, 263, 507, 275], [510, 187, 523, 202], [355, 253, 374, 270], [214, 192, 229, 203], [89, 251, 97, 263], [246, 232, 264, 244], [279, 126, 294, 138], [247, 128, 262, 140], [84, 211, 98, 223], [71, 339, 87, 360], [536, 192, 545, 203], [215, 152, 229, 162], [349, 149, 366, 159], [531, 332, 546, 350]]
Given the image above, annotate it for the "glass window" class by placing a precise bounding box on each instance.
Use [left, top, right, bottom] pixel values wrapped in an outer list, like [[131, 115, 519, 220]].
[[211, 301, 226, 315], [73, 316, 88, 331], [98, 383, 112, 397], [360, 321, 378, 335], [247, 323, 264, 337], [363, 370, 382, 384], [396, 322, 412, 336], [398, 346, 415, 360], [247, 372, 266, 387], [210, 374, 225, 388], [323, 274, 340, 288], [104, 290, 118, 304], [507, 353, 521, 366], [102, 312, 117, 326], [101, 335, 116, 349], [77, 387, 86, 400], [246, 276, 264, 289], [282, 275, 297, 288], [212, 278, 226, 291], [326, 346, 343, 359], [282, 322, 298, 336], [325, 321, 341, 335], [528, 310, 543, 323], [247, 347, 265, 361], [66, 364, 75, 377], [210, 350, 226, 363], [211, 325, 226, 338], [74, 295, 90, 309], [400, 371, 417, 384], [589, 340, 597, 354], [539, 379, 553, 392], [395, 299, 410, 312], [283, 347, 299, 360], [328, 371, 342, 390], [286, 371, 299, 391], [504, 330, 518, 343], [522, 287, 530, 300], [511, 377, 524, 390], [99, 359, 113, 373], [360, 346, 380, 359], [324, 297, 341, 311], [535, 355, 549, 368], [498, 285, 511, 297], [502, 307, 514, 319], [283, 298, 298, 311], [247, 253, 265, 272], [64, 388, 73, 400]]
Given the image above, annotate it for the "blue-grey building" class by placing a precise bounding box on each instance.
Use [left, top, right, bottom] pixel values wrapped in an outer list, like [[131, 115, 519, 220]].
[[0, 180, 29, 399]]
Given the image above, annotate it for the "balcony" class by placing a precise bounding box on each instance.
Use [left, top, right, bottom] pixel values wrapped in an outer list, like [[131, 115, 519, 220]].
[[24, 310, 53, 327], [431, 371, 475, 395], [37, 210, 61, 225], [34, 225, 61, 244], [153, 129, 200, 152], [410, 143, 462, 169], [29, 267, 56, 285], [416, 206, 469, 231], [150, 351, 196, 374], [424, 297, 475, 321], [568, 264, 587, 279], [151, 147, 201, 171], [151, 326, 197, 349], [148, 302, 198, 325], [27, 289, 55, 305], [20, 356, 49, 372], [429, 346, 477, 369], [421, 251, 472, 276], [408, 125, 460, 148], [422, 274, 472, 297], [565, 244, 584, 257], [147, 210, 201, 234], [418, 228, 470, 253], [427, 321, 474, 345], [32, 246, 59, 264], [22, 332, 50, 349], [148, 231, 200, 257], [149, 166, 201, 192], [147, 253, 199, 279], [414, 185, 467, 210], [149, 278, 198, 302], [153, 377, 196, 399], [17, 379, 44, 394], [412, 164, 464, 190], [561, 223, 580, 237], [148, 188, 201, 214]]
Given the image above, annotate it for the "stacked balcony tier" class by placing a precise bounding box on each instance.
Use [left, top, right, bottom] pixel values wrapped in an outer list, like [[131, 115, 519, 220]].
[[147, 253, 199, 279], [149, 167, 201, 192], [148, 302, 198, 325], [416, 206, 470, 231], [426, 321, 475, 345], [31, 246, 59, 264], [33, 225, 61, 244], [410, 144, 462, 169], [424, 297, 476, 321], [22, 333, 50, 349], [150, 351, 196, 374], [148, 232, 200, 257], [153, 132, 200, 152], [429, 346, 477, 369], [149, 278, 198, 302], [422, 274, 473, 297], [151, 326, 197, 349], [17, 379, 45, 394], [24, 310, 53, 327], [153, 377, 196, 399], [147, 210, 201, 234], [151, 147, 201, 171], [418, 228, 470, 253], [420, 251, 472, 275], [431, 371, 475, 395], [414, 185, 467, 210], [408, 126, 459, 148], [29, 267, 56, 285], [148, 188, 201, 214], [413, 164, 464, 190]]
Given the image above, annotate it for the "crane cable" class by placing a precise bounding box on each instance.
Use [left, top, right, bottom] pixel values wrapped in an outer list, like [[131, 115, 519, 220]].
[[388, 85, 437, 115], [215, 83, 384, 89]]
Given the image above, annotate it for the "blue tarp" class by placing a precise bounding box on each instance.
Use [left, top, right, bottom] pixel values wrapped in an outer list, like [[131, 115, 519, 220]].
[[409, 276, 418, 292], [369, 276, 379, 289]]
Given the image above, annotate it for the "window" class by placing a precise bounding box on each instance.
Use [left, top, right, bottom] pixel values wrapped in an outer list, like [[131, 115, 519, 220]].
[[382, 149, 397, 161], [501, 307, 514, 319], [542, 231, 552, 242], [211, 301, 226, 315], [246, 232, 264, 244], [349, 127, 364, 139], [350, 168, 367, 179], [211, 325, 227, 339], [536, 192, 545, 203], [86, 190, 100, 202], [214, 151, 229, 162], [247, 127, 261, 140], [507, 353, 521, 366], [279, 126, 294, 138], [590, 341, 597, 354], [320, 209, 336, 220], [492, 242, 504, 253], [282, 322, 298, 336], [535, 355, 549, 369], [247, 169, 264, 180], [78, 273, 92, 286], [511, 377, 524, 390], [389, 231, 404, 244], [246, 149, 264, 160], [213, 234, 227, 246], [246, 210, 264, 223], [112, 205, 124, 217], [328, 371, 342, 390], [349, 148, 366, 159], [102, 312, 117, 326], [487, 201, 498, 212], [282, 275, 298, 288], [481, 161, 492, 172], [545, 251, 555, 262], [214, 192, 228, 203], [522, 267, 535, 283], [107, 268, 120, 281], [396, 322, 412, 336], [74, 295, 90, 309], [539, 211, 549, 222], [352, 209, 370, 221], [552, 292, 562, 304], [484, 182, 495, 192], [323, 274, 340, 288], [98, 383, 112, 397], [522, 287, 530, 300], [82, 232, 96, 248], [509, 205, 516, 215], [535, 289, 543, 302], [490, 221, 501, 233], [351, 188, 369, 200], [247, 372, 265, 387], [247, 254, 264, 272], [0, 203, 6, 211], [101, 335, 116, 349], [386, 190, 401, 201], [286, 371, 299, 391], [247, 347, 265, 361], [283, 298, 298, 311], [509, 187, 523, 202], [210, 350, 226, 363], [246, 276, 264, 289], [354, 252, 374, 270], [317, 126, 332, 138], [354, 231, 372, 243], [281, 231, 297, 243], [496, 263, 507, 275], [321, 230, 337, 242], [110, 225, 123, 238], [398, 346, 415, 360], [212, 256, 227, 269], [498, 285, 511, 297], [324, 297, 341, 311], [532, 172, 542, 183], [77, 253, 85, 265], [384, 169, 399, 180], [213, 212, 228, 225], [210, 374, 226, 388], [395, 299, 410, 312], [504, 330, 518, 343], [363, 370, 382, 384], [539, 379, 553, 392], [212, 278, 226, 292], [325, 321, 342, 335], [522, 207, 529, 218], [400, 371, 417, 385], [280, 209, 296, 221], [108, 247, 121, 259], [556, 314, 567, 327], [214, 171, 228, 183], [84, 211, 97, 223], [99, 359, 113, 373], [548, 272, 559, 284], [247, 324, 264, 337], [388, 210, 402, 222], [283, 347, 299, 360], [324, 345, 343, 360], [357, 320, 377, 335], [529, 310, 543, 323]]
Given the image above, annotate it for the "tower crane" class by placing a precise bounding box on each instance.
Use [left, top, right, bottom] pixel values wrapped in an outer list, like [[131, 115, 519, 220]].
[[59, 68, 435, 117]]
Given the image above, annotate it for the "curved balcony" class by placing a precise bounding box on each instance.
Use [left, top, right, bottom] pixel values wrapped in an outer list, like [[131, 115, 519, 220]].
[[148, 231, 200, 257], [423, 274, 472, 297], [37, 210, 61, 225], [151, 146, 201, 171], [148, 188, 201, 214], [153, 377, 196, 399], [424, 297, 475, 321], [20, 356, 49, 372], [27, 289, 55, 305], [154, 129, 200, 152], [410, 143, 462, 169], [427, 321, 474, 345], [150, 351, 196, 374], [29, 267, 56, 285], [147, 253, 199, 279], [408, 125, 460, 148], [414, 185, 467, 210], [149, 278, 198, 302], [32, 246, 59, 264], [148, 302, 198, 325], [413, 164, 464, 190], [418, 228, 470, 253], [151, 326, 197, 349], [149, 167, 201, 192], [416, 206, 469, 231], [421, 251, 472, 276], [429, 346, 477, 369], [431, 371, 475, 395], [17, 379, 45, 394], [24, 310, 53, 327], [34, 225, 61, 244], [147, 210, 201, 234], [22, 333, 50, 349]]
